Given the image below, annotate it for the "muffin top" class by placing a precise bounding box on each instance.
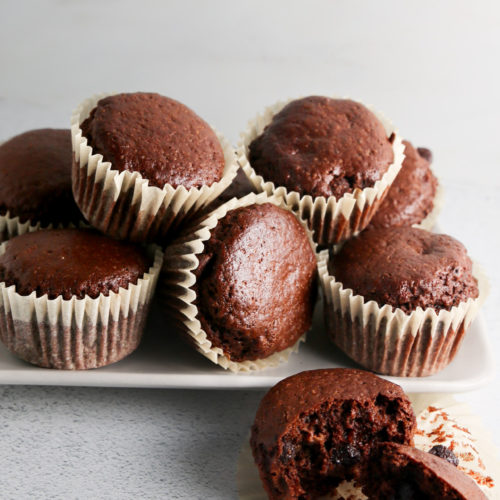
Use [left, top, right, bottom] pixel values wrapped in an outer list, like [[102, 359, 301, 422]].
[[194, 203, 317, 362], [80, 92, 225, 189], [0, 229, 150, 300], [0, 129, 82, 226], [330, 226, 479, 313], [368, 140, 438, 229], [252, 368, 414, 449], [248, 96, 395, 199], [366, 442, 488, 499]]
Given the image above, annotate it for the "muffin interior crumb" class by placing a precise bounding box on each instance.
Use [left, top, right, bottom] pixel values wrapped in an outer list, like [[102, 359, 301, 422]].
[[269, 396, 415, 498]]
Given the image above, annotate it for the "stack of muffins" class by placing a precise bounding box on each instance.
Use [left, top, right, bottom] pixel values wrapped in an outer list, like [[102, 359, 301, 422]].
[[0, 92, 493, 498], [0, 91, 486, 376], [237, 94, 486, 377], [0, 91, 241, 369]]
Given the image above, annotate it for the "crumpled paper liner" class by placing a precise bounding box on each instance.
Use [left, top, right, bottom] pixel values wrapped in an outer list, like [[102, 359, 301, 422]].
[[318, 249, 489, 377], [159, 191, 317, 373], [237, 394, 500, 499], [71, 93, 238, 243], [414, 181, 445, 231], [0, 241, 163, 370], [236, 97, 405, 247]]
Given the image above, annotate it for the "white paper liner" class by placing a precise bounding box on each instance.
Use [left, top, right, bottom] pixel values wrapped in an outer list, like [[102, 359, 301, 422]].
[[71, 93, 238, 243], [414, 181, 445, 231], [318, 249, 489, 377], [0, 211, 52, 243], [0, 214, 89, 243], [0, 240, 163, 369], [237, 394, 500, 499], [236, 97, 405, 246], [159, 191, 317, 373]]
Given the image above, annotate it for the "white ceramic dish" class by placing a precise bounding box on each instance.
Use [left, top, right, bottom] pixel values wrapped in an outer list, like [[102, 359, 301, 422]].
[[0, 298, 493, 391]]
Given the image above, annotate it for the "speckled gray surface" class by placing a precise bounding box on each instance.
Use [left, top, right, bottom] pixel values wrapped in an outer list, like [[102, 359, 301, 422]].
[[0, 386, 263, 499]]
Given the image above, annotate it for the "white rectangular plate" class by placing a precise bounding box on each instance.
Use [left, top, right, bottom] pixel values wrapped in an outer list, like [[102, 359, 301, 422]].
[[0, 299, 494, 392]]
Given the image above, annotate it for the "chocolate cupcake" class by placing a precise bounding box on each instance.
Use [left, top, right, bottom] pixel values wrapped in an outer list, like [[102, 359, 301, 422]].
[[0, 129, 83, 242], [364, 443, 487, 499], [238, 96, 405, 246], [160, 192, 317, 372], [368, 140, 440, 230], [238, 396, 497, 499], [250, 369, 416, 500], [0, 228, 162, 369], [72, 92, 238, 243], [319, 226, 486, 376]]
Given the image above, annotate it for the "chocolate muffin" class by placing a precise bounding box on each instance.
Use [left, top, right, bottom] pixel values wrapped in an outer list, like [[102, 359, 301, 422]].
[[0, 129, 82, 229], [330, 226, 479, 314], [364, 442, 488, 499], [250, 369, 416, 500], [368, 140, 438, 229], [193, 203, 317, 362], [248, 96, 395, 199], [0, 229, 150, 300], [0, 228, 161, 369], [321, 226, 483, 376], [80, 92, 225, 189]]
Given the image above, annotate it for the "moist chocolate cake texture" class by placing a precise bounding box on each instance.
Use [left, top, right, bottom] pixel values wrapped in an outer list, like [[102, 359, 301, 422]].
[[193, 203, 317, 362], [251, 369, 416, 499], [80, 92, 225, 189], [330, 226, 479, 314], [364, 442, 488, 499], [248, 96, 394, 199]]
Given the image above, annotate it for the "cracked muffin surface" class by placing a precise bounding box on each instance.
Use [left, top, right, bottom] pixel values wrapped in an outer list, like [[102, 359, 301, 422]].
[[330, 226, 478, 313], [248, 96, 394, 199]]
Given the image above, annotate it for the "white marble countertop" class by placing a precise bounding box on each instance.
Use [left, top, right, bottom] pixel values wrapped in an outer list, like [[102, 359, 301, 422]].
[[0, 1, 499, 498]]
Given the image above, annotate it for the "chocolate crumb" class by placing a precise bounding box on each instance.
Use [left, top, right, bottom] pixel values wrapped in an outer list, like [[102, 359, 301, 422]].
[[429, 444, 459, 467], [330, 444, 361, 466]]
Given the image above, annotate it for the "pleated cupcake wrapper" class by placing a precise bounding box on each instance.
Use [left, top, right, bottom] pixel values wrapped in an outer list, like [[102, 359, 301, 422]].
[[0, 211, 52, 244], [236, 97, 405, 246], [71, 93, 239, 243], [160, 191, 317, 373], [414, 181, 444, 231], [237, 394, 500, 499], [0, 243, 163, 369], [0, 213, 87, 244], [318, 250, 489, 377]]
